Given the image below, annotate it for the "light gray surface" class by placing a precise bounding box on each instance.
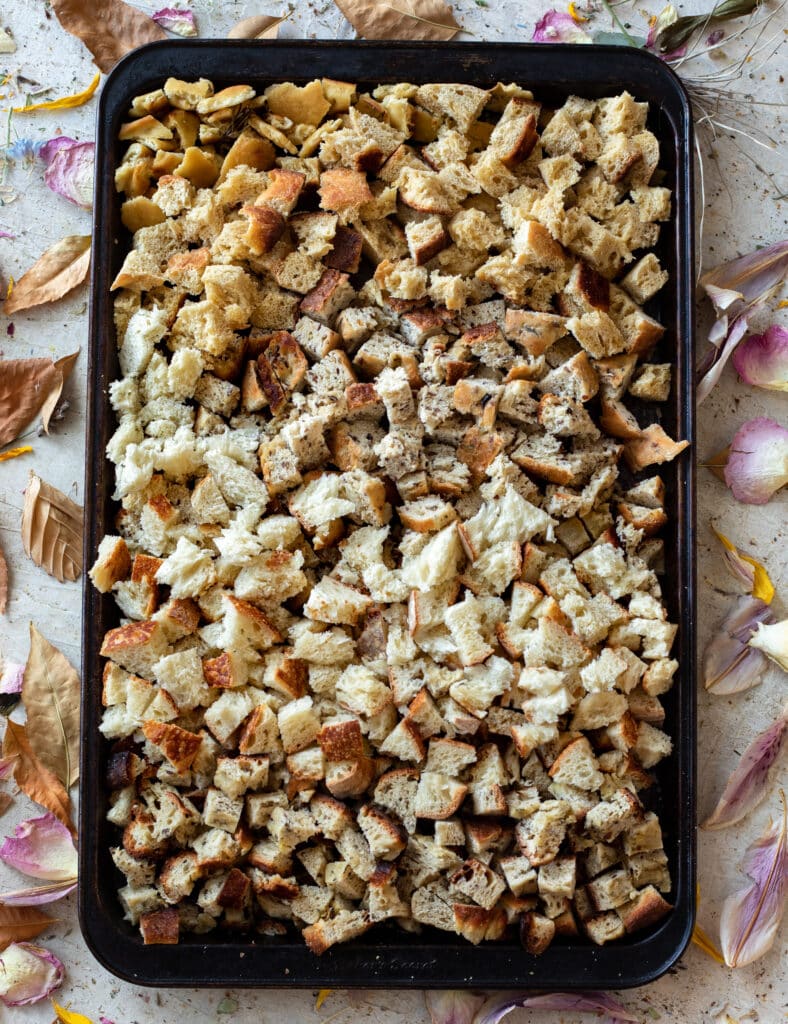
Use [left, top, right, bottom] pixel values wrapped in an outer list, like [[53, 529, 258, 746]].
[[0, 1, 785, 1020]]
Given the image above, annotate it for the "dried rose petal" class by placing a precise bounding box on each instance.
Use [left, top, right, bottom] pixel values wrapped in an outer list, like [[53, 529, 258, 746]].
[[531, 10, 592, 42], [425, 991, 486, 1024], [39, 137, 95, 209], [0, 813, 78, 880], [0, 943, 64, 1006], [724, 417, 788, 505], [151, 7, 198, 36], [478, 991, 639, 1024], [712, 526, 775, 604], [732, 325, 788, 392], [0, 662, 24, 694], [748, 619, 788, 672], [704, 595, 774, 695]]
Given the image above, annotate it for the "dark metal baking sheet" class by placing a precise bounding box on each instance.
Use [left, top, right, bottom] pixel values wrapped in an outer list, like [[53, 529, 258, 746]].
[[80, 39, 696, 990]]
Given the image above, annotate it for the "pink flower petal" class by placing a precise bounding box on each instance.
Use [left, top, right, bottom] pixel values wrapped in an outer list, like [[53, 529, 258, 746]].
[[39, 137, 95, 209], [152, 7, 198, 36], [706, 28, 725, 44], [724, 417, 788, 504], [697, 310, 754, 404], [0, 813, 78, 881], [0, 662, 24, 694], [0, 228, 14, 239], [702, 710, 787, 830], [0, 880, 77, 906], [0, 943, 64, 1006], [478, 992, 639, 1024], [425, 991, 486, 1024], [732, 325, 788, 392], [531, 10, 592, 42]]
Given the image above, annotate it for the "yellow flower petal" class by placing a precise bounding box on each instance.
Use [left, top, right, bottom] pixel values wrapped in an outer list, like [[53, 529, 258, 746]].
[[713, 527, 775, 605], [315, 989, 334, 1011], [52, 1001, 95, 1024], [568, 2, 589, 21], [692, 923, 725, 964], [0, 445, 32, 463], [14, 73, 100, 114]]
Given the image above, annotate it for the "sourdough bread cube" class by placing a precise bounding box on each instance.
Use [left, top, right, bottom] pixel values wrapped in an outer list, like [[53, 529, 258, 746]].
[[214, 755, 269, 799], [203, 787, 244, 832], [414, 771, 468, 819], [204, 689, 255, 745], [450, 858, 506, 910], [538, 855, 577, 898], [277, 696, 320, 754], [358, 804, 408, 861], [515, 801, 570, 866]]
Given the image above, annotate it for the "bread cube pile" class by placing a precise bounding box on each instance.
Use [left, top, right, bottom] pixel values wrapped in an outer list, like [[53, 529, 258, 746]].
[[92, 75, 688, 953]]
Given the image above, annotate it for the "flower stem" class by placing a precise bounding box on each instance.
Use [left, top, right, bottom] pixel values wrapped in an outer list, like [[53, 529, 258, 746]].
[[600, 0, 639, 45]]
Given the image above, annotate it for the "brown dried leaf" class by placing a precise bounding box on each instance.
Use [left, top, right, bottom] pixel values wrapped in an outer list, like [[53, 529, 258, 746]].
[[23, 624, 81, 788], [0, 905, 56, 952], [3, 236, 91, 315], [21, 473, 84, 584], [0, 541, 7, 616], [0, 359, 58, 447], [331, 0, 460, 39], [228, 15, 286, 38], [0, 792, 12, 816], [2, 720, 74, 833], [51, 0, 167, 74], [40, 351, 80, 433]]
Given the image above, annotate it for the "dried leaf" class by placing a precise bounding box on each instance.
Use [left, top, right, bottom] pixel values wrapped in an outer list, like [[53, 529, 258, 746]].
[[228, 14, 286, 38], [331, 0, 460, 40], [0, 907, 55, 953], [13, 73, 101, 114], [657, 0, 761, 53], [51, 0, 167, 73], [0, 793, 12, 816], [3, 236, 90, 316], [21, 474, 83, 584], [0, 542, 7, 616], [0, 359, 57, 447], [22, 626, 81, 788], [1, 721, 74, 834], [40, 353, 80, 435], [703, 710, 787, 830], [720, 791, 787, 967]]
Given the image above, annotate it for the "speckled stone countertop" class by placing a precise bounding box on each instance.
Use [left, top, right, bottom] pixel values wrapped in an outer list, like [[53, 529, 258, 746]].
[[0, 1, 785, 1021]]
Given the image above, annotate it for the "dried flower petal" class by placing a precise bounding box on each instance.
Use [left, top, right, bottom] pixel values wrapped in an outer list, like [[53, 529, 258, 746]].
[[152, 7, 198, 36], [228, 14, 285, 38], [720, 792, 787, 967], [748, 620, 788, 672], [0, 942, 64, 1006], [724, 417, 788, 505], [52, 999, 94, 1023], [703, 710, 788, 830], [712, 527, 775, 604], [656, 0, 761, 53], [704, 595, 774, 694], [0, 814, 77, 881], [532, 9, 592, 41], [0, 881, 77, 906], [13, 73, 101, 114], [0, 663, 24, 695], [692, 921, 725, 962], [732, 325, 788, 392], [425, 991, 486, 1024], [477, 992, 639, 1024], [706, 28, 725, 44], [39, 138, 95, 210], [697, 239, 788, 402]]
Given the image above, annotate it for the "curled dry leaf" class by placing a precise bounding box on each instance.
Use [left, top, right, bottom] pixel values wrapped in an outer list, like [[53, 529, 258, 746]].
[[720, 791, 787, 967], [228, 15, 286, 38], [0, 542, 7, 615], [0, 353, 78, 448], [22, 626, 81, 788], [331, 0, 460, 40], [51, 0, 167, 74], [21, 473, 84, 584], [2, 721, 74, 834], [0, 906, 56, 953], [3, 236, 90, 316], [703, 709, 788, 830]]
